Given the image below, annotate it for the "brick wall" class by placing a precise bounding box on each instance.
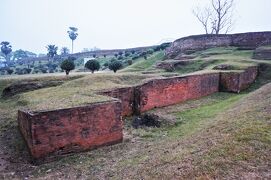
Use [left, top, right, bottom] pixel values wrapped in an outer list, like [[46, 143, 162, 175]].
[[166, 31, 271, 59], [219, 66, 258, 93], [18, 100, 123, 162], [135, 73, 220, 113], [99, 87, 135, 116]]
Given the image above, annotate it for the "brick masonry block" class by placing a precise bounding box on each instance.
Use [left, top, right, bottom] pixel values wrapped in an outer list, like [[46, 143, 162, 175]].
[[135, 73, 220, 113], [219, 66, 258, 93], [18, 100, 123, 162]]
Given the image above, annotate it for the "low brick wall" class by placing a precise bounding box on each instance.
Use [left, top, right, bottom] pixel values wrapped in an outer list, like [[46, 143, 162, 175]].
[[135, 73, 220, 113], [219, 66, 258, 93], [18, 100, 123, 162], [99, 87, 135, 116], [18, 68, 258, 162]]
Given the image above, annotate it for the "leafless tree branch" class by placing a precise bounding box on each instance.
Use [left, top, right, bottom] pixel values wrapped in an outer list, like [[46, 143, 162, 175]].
[[193, 0, 234, 34]]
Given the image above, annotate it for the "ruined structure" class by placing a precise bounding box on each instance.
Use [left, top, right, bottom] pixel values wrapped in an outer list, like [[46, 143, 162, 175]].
[[18, 31, 270, 163], [166, 31, 271, 59], [18, 67, 258, 162]]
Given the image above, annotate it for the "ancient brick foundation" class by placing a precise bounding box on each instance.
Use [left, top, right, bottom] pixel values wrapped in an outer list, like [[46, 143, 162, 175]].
[[166, 31, 271, 59], [220, 66, 258, 93], [99, 87, 135, 116], [134, 73, 220, 113], [18, 67, 258, 162], [18, 100, 123, 163]]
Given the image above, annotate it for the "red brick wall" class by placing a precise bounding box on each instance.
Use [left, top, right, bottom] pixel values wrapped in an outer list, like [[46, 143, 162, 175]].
[[166, 31, 271, 59], [135, 73, 220, 113], [219, 66, 258, 93], [99, 87, 135, 116], [18, 100, 123, 162]]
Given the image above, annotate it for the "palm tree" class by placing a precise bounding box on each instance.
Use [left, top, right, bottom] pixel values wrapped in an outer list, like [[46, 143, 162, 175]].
[[61, 47, 70, 55], [1, 41, 12, 66], [67, 27, 78, 53], [46, 45, 58, 62]]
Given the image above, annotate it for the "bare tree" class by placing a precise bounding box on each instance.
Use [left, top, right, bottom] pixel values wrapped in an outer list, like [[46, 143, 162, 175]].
[[193, 0, 234, 34]]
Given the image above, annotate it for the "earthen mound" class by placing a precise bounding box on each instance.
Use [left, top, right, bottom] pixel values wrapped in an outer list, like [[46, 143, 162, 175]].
[[2, 81, 63, 98]]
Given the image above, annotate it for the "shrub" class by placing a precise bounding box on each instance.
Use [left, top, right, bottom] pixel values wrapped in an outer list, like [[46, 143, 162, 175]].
[[15, 68, 23, 75], [41, 68, 48, 73], [60, 59, 75, 75], [6, 68, 13, 75], [127, 59, 133, 65], [125, 52, 130, 57], [132, 55, 139, 60], [49, 69, 55, 73], [85, 59, 100, 73], [24, 68, 32, 74], [118, 51, 123, 56], [147, 49, 154, 55], [118, 56, 123, 60], [109, 61, 122, 73], [104, 62, 109, 67]]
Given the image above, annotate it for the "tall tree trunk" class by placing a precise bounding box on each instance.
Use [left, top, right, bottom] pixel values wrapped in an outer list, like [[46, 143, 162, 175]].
[[72, 40, 74, 54]]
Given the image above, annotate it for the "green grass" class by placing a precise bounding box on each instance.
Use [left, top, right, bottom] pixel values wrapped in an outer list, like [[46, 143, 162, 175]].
[[121, 51, 165, 72], [168, 93, 244, 137]]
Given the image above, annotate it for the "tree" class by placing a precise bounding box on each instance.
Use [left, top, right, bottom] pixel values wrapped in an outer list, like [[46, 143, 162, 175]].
[[67, 27, 78, 53], [85, 59, 100, 73], [1, 41, 12, 65], [109, 61, 122, 73], [61, 47, 70, 55], [6, 68, 13, 75], [193, 0, 234, 34], [12, 49, 28, 61], [46, 45, 58, 61], [60, 59, 75, 75]]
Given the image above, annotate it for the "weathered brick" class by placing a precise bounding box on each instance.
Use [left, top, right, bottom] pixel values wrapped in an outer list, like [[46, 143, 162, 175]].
[[18, 100, 123, 162]]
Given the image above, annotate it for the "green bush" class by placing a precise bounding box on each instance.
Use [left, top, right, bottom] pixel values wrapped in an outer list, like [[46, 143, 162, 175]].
[[127, 59, 133, 65], [6, 68, 13, 75], [85, 59, 100, 73], [60, 59, 75, 75], [125, 52, 130, 57], [104, 62, 109, 67], [109, 61, 122, 73], [118, 56, 123, 60]]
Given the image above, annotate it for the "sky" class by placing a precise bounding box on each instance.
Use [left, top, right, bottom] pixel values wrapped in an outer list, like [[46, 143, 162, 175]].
[[1, 0, 271, 54]]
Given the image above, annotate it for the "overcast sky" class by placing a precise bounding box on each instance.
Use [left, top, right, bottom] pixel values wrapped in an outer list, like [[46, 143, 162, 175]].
[[1, 0, 271, 54]]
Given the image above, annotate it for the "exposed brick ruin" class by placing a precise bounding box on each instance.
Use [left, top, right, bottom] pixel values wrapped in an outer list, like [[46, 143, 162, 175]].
[[18, 66, 259, 162], [18, 100, 123, 163], [219, 66, 258, 93], [99, 87, 135, 116], [134, 73, 219, 113], [166, 31, 271, 59], [18, 33, 262, 163]]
